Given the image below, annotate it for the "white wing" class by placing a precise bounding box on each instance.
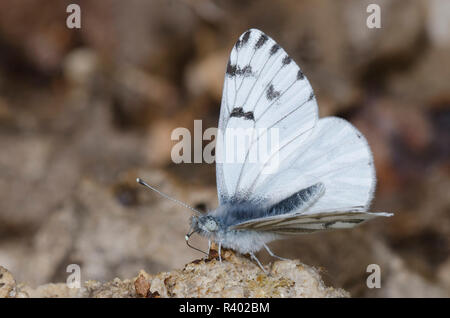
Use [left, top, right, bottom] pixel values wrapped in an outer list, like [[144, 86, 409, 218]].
[[216, 29, 387, 227], [216, 29, 318, 204], [253, 116, 377, 213]]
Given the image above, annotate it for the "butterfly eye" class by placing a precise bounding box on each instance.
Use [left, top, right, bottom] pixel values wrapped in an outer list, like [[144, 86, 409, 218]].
[[204, 218, 218, 232]]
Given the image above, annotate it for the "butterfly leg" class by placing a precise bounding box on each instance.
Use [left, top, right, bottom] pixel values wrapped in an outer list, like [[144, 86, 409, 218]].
[[250, 253, 268, 275], [218, 242, 222, 263], [263, 243, 289, 261], [205, 239, 211, 259]]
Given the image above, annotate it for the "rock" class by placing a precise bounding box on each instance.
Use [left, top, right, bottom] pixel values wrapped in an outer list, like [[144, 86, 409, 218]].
[[134, 271, 151, 297], [0, 250, 348, 298], [0, 266, 18, 298], [21, 283, 83, 298], [144, 249, 348, 298]]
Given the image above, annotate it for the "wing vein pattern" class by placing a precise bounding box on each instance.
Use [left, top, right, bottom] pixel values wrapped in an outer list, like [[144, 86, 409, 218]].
[[215, 29, 387, 233]]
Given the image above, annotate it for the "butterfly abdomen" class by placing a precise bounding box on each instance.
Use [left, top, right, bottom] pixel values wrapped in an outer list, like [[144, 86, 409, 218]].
[[217, 228, 280, 254]]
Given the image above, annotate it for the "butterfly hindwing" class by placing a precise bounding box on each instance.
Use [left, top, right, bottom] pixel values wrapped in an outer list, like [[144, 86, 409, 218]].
[[253, 117, 376, 213], [231, 209, 393, 234]]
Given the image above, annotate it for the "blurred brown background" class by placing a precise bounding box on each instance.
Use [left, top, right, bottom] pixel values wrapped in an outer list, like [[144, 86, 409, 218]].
[[0, 0, 449, 297]]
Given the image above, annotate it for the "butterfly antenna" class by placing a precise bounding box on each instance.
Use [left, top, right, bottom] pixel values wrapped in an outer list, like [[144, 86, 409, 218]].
[[136, 178, 202, 215]]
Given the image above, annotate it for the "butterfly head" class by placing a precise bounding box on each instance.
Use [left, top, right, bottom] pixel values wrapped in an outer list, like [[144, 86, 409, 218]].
[[190, 214, 219, 236], [185, 214, 220, 256]]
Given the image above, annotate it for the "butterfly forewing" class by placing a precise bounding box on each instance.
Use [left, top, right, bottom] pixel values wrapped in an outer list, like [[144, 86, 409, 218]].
[[216, 29, 318, 204]]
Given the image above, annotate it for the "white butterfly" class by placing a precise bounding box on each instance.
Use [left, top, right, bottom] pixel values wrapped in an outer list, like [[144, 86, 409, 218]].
[[138, 29, 393, 271]]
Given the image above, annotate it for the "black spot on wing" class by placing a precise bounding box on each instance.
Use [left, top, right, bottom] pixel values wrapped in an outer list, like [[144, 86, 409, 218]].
[[308, 92, 315, 101], [226, 63, 253, 78], [270, 44, 280, 55], [236, 65, 253, 77], [226, 61, 237, 77], [346, 219, 366, 224], [236, 30, 251, 49], [266, 84, 280, 101], [242, 30, 251, 44], [324, 221, 336, 228], [255, 34, 268, 49], [282, 55, 292, 65], [230, 107, 255, 121], [297, 70, 304, 80]]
